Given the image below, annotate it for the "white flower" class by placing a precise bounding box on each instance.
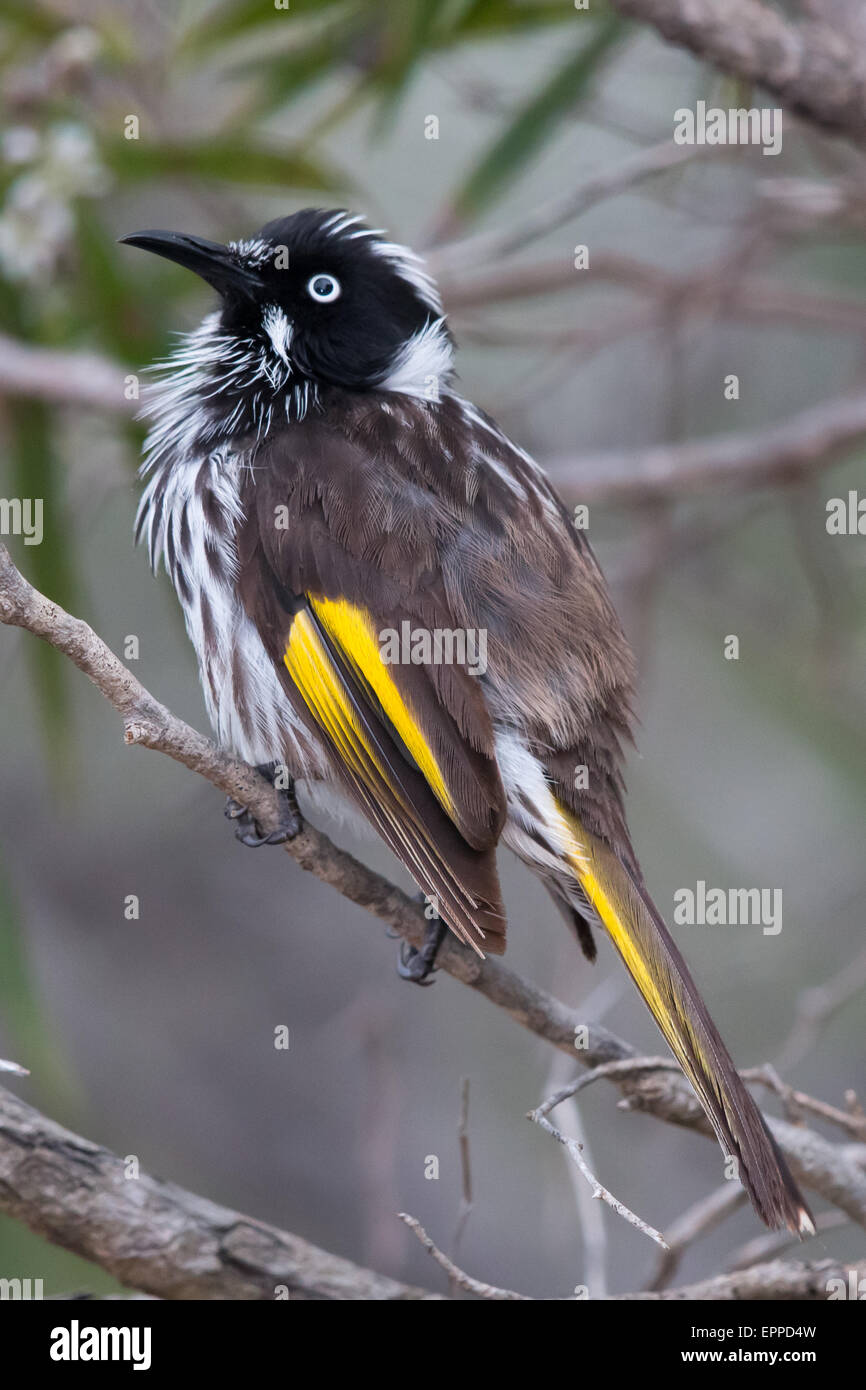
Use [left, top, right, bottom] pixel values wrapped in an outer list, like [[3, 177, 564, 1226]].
[[0, 175, 73, 282], [2, 126, 41, 166], [42, 122, 108, 199], [48, 26, 103, 76], [0, 121, 109, 282]]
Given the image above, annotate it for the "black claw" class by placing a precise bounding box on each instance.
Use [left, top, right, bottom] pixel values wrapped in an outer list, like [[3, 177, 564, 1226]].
[[397, 942, 437, 985], [223, 770, 302, 849], [396, 916, 448, 986], [235, 824, 270, 848]]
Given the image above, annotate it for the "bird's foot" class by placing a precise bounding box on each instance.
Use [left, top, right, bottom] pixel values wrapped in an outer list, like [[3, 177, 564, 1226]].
[[396, 913, 448, 987], [225, 764, 302, 847]]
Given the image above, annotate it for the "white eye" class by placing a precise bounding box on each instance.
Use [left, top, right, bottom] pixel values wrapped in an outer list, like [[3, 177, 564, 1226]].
[[306, 272, 341, 303]]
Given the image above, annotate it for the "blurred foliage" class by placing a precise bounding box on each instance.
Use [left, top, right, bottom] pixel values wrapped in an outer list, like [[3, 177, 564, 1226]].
[[0, 851, 77, 1109]]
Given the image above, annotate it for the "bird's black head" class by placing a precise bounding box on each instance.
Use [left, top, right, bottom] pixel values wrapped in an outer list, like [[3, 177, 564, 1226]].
[[120, 208, 450, 399]]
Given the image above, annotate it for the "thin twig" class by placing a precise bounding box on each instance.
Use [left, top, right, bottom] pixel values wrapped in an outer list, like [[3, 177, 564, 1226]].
[[398, 1213, 530, 1300], [536, 1057, 681, 1115], [547, 389, 866, 504], [0, 331, 132, 414], [452, 1076, 473, 1284], [743, 1065, 866, 1141], [529, 1060, 675, 1250], [429, 141, 700, 272], [0, 1058, 30, 1076], [726, 1211, 850, 1274], [647, 1185, 748, 1292], [774, 944, 866, 1073]]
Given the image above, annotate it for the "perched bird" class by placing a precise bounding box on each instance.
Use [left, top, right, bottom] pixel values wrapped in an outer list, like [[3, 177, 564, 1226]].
[[122, 209, 813, 1235]]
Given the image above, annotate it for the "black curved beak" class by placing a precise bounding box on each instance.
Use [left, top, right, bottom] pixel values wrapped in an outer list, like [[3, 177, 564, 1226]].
[[118, 230, 261, 299]]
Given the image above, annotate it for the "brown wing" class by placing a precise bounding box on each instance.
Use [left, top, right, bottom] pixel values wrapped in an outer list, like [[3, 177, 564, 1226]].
[[235, 401, 509, 954]]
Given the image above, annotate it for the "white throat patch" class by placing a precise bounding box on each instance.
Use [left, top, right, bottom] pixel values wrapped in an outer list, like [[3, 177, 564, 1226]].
[[380, 318, 453, 401]]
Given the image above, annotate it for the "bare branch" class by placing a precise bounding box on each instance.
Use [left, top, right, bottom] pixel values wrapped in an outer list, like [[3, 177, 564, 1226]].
[[4, 1074, 853, 1301], [2, 546, 865, 1232], [610, 1256, 866, 1301], [429, 141, 699, 274], [647, 1185, 747, 1292], [0, 543, 628, 1061], [743, 1065, 866, 1142], [398, 1214, 530, 1300], [0, 1084, 438, 1300], [543, 1038, 614, 1295], [441, 253, 866, 338], [0, 1058, 29, 1077], [774, 944, 866, 1074], [548, 390, 866, 503], [727, 1211, 850, 1273], [609, 0, 866, 141], [452, 1076, 473, 1277], [0, 331, 864, 512], [0, 332, 133, 414], [529, 1063, 672, 1249]]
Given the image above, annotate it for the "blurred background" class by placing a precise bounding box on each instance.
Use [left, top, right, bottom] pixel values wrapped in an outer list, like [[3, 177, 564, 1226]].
[[0, 0, 864, 1298]]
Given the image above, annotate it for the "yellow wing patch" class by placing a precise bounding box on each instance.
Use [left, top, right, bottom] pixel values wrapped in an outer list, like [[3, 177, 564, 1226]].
[[284, 607, 377, 781], [307, 596, 452, 816], [282, 602, 490, 957]]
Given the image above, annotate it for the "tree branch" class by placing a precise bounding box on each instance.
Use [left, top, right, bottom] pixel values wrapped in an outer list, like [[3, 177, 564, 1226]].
[[547, 390, 866, 504], [398, 1214, 529, 1300], [609, 0, 866, 141], [441, 253, 866, 338], [4, 1077, 854, 1302], [610, 1256, 866, 1301], [2, 545, 865, 1233], [428, 141, 699, 273], [0, 1085, 439, 1300], [1, 337, 862, 506], [0, 332, 132, 415]]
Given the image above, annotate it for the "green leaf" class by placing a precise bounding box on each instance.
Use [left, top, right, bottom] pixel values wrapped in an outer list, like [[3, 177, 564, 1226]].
[[0, 0, 67, 40], [0, 275, 78, 764], [102, 137, 345, 194], [234, 16, 366, 119], [74, 205, 167, 370], [369, 0, 443, 127], [179, 0, 354, 55], [450, 12, 627, 221], [9, 399, 77, 773], [0, 849, 77, 1106], [188, 0, 602, 128], [442, 0, 600, 40]]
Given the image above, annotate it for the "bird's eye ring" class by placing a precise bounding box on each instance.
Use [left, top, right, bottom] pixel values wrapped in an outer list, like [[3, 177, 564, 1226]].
[[307, 273, 341, 303]]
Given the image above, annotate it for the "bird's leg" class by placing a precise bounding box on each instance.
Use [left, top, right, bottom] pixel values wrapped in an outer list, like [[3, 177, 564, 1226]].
[[225, 762, 302, 848], [395, 895, 448, 986]]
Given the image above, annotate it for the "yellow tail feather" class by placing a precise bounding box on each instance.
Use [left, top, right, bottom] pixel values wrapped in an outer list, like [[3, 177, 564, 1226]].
[[556, 803, 814, 1236]]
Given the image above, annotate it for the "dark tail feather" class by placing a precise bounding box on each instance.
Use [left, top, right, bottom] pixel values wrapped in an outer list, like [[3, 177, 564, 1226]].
[[561, 811, 814, 1235]]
